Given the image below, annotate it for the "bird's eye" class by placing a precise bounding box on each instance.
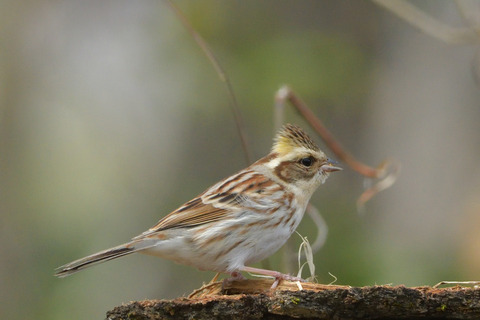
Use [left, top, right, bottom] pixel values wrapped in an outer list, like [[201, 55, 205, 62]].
[[300, 157, 313, 167]]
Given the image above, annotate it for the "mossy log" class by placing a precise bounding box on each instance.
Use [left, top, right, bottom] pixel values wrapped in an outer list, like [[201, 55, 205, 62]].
[[106, 279, 480, 319]]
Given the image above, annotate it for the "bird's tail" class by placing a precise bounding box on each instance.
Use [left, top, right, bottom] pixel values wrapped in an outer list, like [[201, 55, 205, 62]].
[[54, 239, 155, 278]]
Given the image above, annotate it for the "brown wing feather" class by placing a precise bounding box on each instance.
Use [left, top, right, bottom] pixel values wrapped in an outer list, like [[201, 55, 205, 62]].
[[133, 169, 285, 240], [132, 197, 231, 239], [154, 199, 229, 230]]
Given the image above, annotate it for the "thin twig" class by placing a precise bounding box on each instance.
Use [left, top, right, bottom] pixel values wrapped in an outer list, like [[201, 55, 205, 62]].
[[455, 0, 480, 34], [276, 86, 382, 179], [433, 280, 480, 288], [305, 204, 328, 254], [372, 0, 479, 44], [275, 86, 400, 209], [356, 159, 401, 212], [165, 0, 254, 165]]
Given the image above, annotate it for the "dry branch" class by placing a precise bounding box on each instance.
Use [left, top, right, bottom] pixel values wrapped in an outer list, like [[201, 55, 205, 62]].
[[106, 279, 480, 320]]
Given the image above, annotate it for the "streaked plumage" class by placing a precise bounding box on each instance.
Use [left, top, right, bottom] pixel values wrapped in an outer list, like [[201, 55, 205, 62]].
[[55, 124, 341, 285]]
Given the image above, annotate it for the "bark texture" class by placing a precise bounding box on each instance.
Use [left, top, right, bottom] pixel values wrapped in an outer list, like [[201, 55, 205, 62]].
[[106, 280, 480, 320]]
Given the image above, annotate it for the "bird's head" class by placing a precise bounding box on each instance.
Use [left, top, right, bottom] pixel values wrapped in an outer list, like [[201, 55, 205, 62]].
[[262, 124, 342, 196]]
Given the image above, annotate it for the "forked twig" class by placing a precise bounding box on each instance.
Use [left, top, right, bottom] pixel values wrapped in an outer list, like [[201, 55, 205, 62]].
[[275, 85, 400, 209], [276, 86, 380, 178], [356, 160, 401, 212], [165, 0, 253, 165]]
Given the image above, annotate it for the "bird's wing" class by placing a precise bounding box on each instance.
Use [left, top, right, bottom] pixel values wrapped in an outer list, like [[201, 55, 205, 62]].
[[133, 170, 285, 239]]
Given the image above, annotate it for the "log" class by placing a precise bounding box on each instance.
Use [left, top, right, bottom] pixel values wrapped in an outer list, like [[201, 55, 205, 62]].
[[106, 279, 480, 319]]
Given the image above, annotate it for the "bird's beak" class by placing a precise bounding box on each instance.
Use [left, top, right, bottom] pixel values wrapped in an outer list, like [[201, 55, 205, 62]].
[[320, 159, 342, 172]]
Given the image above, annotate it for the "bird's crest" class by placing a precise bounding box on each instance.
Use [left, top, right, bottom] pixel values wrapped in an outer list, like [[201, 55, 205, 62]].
[[272, 124, 319, 155]]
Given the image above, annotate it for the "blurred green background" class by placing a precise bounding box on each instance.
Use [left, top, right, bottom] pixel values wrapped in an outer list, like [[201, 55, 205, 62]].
[[1, 1, 479, 319]]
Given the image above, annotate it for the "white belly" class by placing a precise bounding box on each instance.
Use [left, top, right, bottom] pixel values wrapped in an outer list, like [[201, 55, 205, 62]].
[[141, 204, 307, 273]]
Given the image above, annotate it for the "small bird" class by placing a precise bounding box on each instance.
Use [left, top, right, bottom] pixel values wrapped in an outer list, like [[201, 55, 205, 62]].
[[55, 124, 341, 286]]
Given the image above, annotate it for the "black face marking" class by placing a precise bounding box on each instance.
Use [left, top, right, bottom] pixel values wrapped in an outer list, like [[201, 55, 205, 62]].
[[274, 153, 326, 183]]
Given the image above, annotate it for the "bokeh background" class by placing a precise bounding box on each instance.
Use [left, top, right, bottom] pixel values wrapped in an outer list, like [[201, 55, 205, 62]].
[[1, 1, 479, 319]]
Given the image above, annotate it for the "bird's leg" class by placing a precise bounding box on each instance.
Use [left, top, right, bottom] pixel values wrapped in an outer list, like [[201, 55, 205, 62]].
[[230, 271, 246, 281], [240, 266, 304, 289], [221, 271, 246, 289]]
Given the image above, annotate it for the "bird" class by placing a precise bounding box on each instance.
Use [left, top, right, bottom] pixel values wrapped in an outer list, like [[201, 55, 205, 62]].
[[55, 124, 341, 287]]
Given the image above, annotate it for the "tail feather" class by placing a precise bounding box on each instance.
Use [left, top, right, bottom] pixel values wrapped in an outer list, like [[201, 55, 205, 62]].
[[55, 240, 154, 278]]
